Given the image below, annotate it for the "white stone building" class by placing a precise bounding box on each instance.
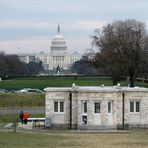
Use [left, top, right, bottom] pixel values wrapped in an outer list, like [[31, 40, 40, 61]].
[[18, 54, 36, 64], [17, 26, 82, 71], [35, 26, 82, 71], [44, 85, 148, 130]]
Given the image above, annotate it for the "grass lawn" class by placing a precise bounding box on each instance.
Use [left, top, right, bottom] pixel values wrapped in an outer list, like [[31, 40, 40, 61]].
[[0, 76, 148, 91], [0, 93, 45, 108], [0, 131, 148, 148], [0, 76, 113, 90]]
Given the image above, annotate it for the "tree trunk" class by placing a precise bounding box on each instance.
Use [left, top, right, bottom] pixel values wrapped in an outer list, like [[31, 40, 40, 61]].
[[129, 75, 135, 87], [113, 79, 118, 85], [112, 76, 119, 85], [112, 73, 121, 86]]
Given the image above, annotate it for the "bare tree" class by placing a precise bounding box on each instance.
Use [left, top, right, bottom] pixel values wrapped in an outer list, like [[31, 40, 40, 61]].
[[139, 36, 148, 81], [92, 19, 147, 87]]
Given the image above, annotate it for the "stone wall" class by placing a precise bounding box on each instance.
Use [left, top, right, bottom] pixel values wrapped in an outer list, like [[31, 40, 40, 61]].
[[77, 92, 120, 130], [124, 91, 148, 127], [45, 90, 69, 128]]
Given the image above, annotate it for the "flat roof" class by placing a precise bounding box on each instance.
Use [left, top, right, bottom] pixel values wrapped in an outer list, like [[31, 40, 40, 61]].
[[44, 87, 71, 92], [44, 86, 148, 93]]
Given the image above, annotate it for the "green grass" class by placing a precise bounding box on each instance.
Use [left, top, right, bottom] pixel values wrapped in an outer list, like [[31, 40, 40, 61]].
[[0, 131, 148, 148], [0, 76, 113, 90], [0, 76, 148, 91], [0, 114, 15, 123], [0, 93, 45, 108]]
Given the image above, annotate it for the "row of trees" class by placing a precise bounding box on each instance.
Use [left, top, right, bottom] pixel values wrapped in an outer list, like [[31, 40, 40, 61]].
[[0, 53, 43, 79], [70, 59, 100, 75]]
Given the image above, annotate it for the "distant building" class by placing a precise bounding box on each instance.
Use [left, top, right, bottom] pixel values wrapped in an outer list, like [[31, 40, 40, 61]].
[[82, 48, 95, 60], [18, 54, 36, 64], [18, 26, 82, 71], [45, 85, 148, 130], [40, 25, 82, 70]]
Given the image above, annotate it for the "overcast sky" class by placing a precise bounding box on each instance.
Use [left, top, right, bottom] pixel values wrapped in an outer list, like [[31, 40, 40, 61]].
[[0, 0, 148, 54]]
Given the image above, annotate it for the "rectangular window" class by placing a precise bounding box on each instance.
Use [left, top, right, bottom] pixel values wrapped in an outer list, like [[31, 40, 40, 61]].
[[94, 102, 101, 113], [84, 102, 87, 113], [136, 102, 140, 112], [130, 101, 140, 113], [81, 101, 87, 113], [108, 101, 112, 113], [54, 101, 64, 113], [60, 101, 64, 112], [54, 102, 58, 112], [130, 102, 134, 112]]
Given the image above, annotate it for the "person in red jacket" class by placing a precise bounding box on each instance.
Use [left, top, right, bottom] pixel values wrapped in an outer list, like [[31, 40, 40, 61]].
[[23, 112, 29, 124]]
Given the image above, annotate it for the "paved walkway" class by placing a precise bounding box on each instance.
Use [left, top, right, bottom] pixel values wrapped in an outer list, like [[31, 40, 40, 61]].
[[17, 122, 33, 130], [4, 123, 14, 128], [2, 122, 33, 130]]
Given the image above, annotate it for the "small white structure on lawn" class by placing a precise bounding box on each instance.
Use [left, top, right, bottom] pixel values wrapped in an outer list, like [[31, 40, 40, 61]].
[[44, 85, 148, 130]]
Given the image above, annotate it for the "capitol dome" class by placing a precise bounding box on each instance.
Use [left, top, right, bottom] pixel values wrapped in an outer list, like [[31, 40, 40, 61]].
[[50, 25, 68, 55]]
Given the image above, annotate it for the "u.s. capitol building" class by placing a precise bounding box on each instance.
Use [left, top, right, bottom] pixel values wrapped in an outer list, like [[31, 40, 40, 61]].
[[18, 26, 82, 71]]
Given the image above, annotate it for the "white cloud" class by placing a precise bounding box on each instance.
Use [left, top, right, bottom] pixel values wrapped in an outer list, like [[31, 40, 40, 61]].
[[0, 0, 95, 14], [67, 37, 92, 53], [0, 21, 54, 29], [0, 20, 107, 31], [0, 36, 91, 54], [74, 21, 106, 30], [110, 0, 148, 11], [0, 39, 50, 54]]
